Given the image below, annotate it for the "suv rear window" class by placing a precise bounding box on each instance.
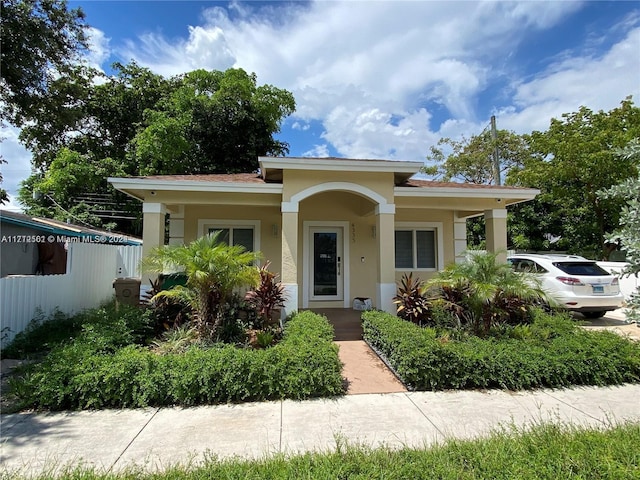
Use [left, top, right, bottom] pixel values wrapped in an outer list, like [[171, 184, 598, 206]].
[[552, 262, 609, 276]]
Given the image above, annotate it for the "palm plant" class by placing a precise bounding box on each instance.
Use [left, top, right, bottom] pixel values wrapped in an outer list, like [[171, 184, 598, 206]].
[[142, 232, 261, 337], [425, 251, 549, 335]]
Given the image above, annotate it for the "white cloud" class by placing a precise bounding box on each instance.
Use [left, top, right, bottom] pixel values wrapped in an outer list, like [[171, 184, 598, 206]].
[[291, 121, 310, 131], [1, 125, 33, 211], [96, 2, 640, 161], [84, 27, 111, 70], [496, 26, 640, 134], [302, 144, 330, 158]]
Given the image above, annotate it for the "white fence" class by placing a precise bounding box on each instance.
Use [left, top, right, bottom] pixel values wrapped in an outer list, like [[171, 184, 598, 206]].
[[1, 243, 142, 346]]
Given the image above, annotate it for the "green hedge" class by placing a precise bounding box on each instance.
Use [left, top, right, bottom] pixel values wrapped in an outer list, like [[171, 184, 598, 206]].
[[10, 310, 344, 410], [362, 310, 640, 391]]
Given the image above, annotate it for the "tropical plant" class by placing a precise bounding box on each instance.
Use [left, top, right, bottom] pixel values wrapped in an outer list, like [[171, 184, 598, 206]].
[[141, 232, 261, 337], [255, 329, 276, 349], [244, 261, 287, 328], [151, 325, 199, 355], [141, 277, 192, 333], [393, 273, 431, 325], [425, 251, 548, 335], [598, 139, 640, 323]]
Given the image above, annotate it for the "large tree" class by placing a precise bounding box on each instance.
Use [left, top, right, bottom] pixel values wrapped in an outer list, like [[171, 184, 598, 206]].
[[18, 63, 173, 233], [423, 129, 531, 248], [132, 68, 295, 175], [17, 64, 296, 234], [0, 0, 88, 124], [424, 129, 530, 185], [508, 98, 640, 258]]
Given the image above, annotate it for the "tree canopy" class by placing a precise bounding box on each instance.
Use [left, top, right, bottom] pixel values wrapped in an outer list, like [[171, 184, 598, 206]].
[[424, 98, 640, 257], [132, 68, 295, 175], [508, 98, 640, 258], [0, 0, 88, 124], [424, 129, 530, 185], [17, 63, 295, 235]]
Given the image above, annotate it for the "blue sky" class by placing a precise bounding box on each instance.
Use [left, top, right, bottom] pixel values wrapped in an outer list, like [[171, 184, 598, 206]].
[[2, 0, 639, 209]]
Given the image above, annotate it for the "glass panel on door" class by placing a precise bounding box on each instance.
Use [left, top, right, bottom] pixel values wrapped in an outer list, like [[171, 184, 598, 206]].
[[313, 231, 338, 296]]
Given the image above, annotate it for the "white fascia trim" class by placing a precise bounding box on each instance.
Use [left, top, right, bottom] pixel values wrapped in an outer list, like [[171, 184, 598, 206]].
[[394, 186, 540, 199], [290, 182, 390, 206], [259, 157, 421, 174], [108, 177, 283, 194]]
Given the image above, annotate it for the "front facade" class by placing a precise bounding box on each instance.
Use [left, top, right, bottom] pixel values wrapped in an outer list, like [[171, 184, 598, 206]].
[[109, 157, 538, 315]]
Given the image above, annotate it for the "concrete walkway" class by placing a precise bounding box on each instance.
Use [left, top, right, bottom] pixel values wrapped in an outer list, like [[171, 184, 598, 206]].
[[2, 384, 639, 477], [313, 308, 407, 394]]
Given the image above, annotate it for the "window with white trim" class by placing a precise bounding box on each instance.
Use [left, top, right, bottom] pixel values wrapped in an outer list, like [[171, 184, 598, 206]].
[[395, 227, 439, 270], [199, 219, 261, 253], [208, 227, 254, 252]]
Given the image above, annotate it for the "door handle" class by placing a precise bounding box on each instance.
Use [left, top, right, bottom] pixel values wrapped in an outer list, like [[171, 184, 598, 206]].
[[337, 256, 341, 275]]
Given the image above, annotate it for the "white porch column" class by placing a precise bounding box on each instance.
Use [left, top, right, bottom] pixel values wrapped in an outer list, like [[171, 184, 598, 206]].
[[485, 208, 508, 263], [376, 204, 396, 314], [454, 212, 468, 264], [142, 202, 167, 288], [281, 202, 299, 316]]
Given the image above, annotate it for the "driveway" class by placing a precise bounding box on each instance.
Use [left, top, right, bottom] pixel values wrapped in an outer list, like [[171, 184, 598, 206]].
[[578, 309, 639, 340]]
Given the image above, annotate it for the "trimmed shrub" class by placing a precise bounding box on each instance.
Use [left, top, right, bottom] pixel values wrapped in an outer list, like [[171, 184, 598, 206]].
[[2, 304, 153, 359], [9, 310, 344, 410], [362, 310, 640, 391]]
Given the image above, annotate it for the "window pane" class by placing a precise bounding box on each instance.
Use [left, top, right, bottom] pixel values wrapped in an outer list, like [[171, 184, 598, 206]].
[[209, 228, 230, 245], [553, 262, 608, 276], [233, 228, 254, 252], [416, 230, 436, 268], [395, 230, 413, 268]]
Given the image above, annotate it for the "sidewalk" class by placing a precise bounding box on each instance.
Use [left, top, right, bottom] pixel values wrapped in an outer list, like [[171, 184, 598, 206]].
[[2, 384, 640, 477]]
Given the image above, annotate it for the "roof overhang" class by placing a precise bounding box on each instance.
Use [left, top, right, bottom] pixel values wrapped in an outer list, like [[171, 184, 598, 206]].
[[394, 185, 540, 203], [108, 177, 283, 202], [259, 156, 421, 184]]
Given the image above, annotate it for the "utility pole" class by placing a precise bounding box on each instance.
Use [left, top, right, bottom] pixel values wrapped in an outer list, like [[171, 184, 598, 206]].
[[490, 115, 501, 185]]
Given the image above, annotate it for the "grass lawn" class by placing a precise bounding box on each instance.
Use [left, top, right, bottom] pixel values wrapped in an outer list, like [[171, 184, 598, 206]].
[[4, 422, 639, 479]]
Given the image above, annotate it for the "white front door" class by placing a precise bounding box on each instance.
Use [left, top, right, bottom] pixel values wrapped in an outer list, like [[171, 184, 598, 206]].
[[309, 227, 344, 301]]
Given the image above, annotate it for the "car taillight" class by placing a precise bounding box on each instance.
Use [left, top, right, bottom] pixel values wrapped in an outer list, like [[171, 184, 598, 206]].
[[556, 276, 585, 286], [611, 277, 619, 285]]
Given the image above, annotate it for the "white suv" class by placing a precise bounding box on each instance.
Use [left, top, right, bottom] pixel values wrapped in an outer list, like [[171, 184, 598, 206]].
[[507, 254, 624, 319]]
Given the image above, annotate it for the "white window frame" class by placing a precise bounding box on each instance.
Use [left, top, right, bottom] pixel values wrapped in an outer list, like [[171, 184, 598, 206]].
[[197, 219, 261, 253], [394, 222, 444, 271]]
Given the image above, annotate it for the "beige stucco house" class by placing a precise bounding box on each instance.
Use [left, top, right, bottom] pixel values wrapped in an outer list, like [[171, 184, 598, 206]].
[[109, 157, 538, 316]]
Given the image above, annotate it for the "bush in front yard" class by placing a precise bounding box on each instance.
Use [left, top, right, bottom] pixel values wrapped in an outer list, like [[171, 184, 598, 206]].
[[362, 310, 640, 391], [1, 304, 154, 360], [9, 311, 343, 410]]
